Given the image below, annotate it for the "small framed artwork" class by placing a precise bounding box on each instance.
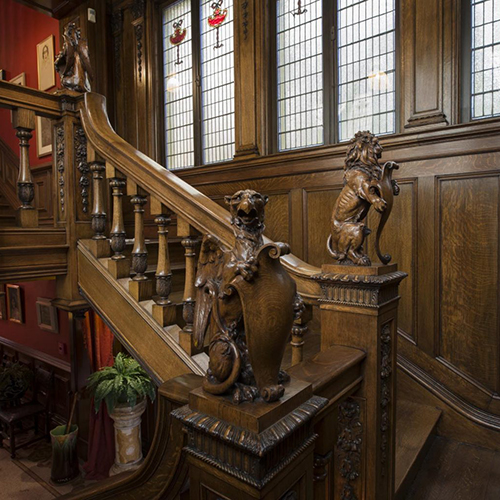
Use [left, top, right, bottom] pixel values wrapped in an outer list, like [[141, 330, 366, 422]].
[[36, 298, 59, 333], [0, 69, 5, 80], [0, 292, 6, 320], [6, 285, 23, 324], [36, 116, 53, 157], [9, 73, 25, 86], [37, 35, 55, 91]]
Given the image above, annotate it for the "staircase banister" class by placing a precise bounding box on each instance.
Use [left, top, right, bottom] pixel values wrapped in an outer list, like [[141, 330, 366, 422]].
[[0, 80, 66, 118], [80, 92, 322, 303]]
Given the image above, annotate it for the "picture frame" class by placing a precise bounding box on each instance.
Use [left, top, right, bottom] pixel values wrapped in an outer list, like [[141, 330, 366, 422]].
[[36, 297, 59, 333], [37, 35, 55, 91], [6, 285, 23, 324], [36, 115, 53, 157], [0, 291, 6, 320], [9, 73, 26, 86]]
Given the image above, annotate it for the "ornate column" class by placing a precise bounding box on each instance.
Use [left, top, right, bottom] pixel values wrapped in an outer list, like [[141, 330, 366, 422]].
[[12, 108, 38, 228]]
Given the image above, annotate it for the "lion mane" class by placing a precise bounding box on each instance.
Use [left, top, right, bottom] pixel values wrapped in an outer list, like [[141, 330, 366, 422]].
[[345, 131, 383, 180]]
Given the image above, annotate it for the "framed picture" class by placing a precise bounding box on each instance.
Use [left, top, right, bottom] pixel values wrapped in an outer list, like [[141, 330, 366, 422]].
[[37, 35, 55, 91], [9, 73, 25, 86], [36, 116, 53, 157], [0, 292, 6, 320], [6, 285, 23, 324], [0, 69, 5, 80], [36, 298, 59, 333]]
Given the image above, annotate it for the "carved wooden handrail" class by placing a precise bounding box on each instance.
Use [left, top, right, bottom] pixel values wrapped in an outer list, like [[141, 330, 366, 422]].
[[79, 93, 322, 303]]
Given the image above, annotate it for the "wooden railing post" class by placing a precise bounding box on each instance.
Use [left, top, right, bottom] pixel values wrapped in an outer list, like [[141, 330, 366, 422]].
[[178, 217, 199, 355], [129, 193, 152, 301], [11, 108, 38, 228], [152, 208, 176, 327], [290, 295, 311, 367], [108, 177, 129, 279]]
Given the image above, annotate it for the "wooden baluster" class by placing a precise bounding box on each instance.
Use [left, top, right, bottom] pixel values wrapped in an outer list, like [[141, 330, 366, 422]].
[[290, 295, 311, 367], [12, 108, 38, 228], [178, 218, 199, 355], [87, 159, 110, 258], [152, 211, 177, 327], [129, 194, 153, 301], [108, 178, 129, 279]]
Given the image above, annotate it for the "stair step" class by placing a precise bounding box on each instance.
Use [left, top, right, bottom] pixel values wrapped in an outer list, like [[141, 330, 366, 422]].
[[395, 400, 442, 499]]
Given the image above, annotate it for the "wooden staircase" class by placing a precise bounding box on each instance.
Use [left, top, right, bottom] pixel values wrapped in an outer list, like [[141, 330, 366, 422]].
[[0, 193, 15, 227]]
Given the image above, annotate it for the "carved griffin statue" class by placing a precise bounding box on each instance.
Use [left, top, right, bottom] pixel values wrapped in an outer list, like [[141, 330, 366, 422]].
[[55, 23, 93, 93], [193, 190, 297, 404], [327, 131, 400, 266]]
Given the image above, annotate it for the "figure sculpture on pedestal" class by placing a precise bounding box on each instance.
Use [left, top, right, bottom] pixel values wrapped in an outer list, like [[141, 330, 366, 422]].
[[55, 23, 93, 93], [193, 190, 297, 404], [327, 131, 400, 266]]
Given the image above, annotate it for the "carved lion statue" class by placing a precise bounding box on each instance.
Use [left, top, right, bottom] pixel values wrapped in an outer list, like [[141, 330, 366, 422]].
[[327, 131, 400, 266]]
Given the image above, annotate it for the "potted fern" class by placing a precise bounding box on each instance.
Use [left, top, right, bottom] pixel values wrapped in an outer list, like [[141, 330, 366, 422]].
[[87, 353, 156, 476]]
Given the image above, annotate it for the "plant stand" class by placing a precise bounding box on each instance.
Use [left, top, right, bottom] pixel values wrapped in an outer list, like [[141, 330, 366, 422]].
[[109, 399, 146, 476]]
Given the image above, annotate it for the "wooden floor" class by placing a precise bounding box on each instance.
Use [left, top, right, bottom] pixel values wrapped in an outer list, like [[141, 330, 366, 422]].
[[406, 437, 500, 499]]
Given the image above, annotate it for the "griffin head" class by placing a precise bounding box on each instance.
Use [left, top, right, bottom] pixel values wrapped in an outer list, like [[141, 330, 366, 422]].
[[225, 190, 268, 234]]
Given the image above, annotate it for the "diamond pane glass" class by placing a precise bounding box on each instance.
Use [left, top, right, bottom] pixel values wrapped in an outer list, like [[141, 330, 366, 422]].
[[471, 0, 500, 119], [200, 0, 235, 164], [337, 0, 396, 142], [162, 0, 195, 170], [276, 0, 324, 151]]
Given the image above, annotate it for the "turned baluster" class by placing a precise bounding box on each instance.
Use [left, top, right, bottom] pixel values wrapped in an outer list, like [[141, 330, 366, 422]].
[[109, 179, 127, 260], [90, 161, 106, 240], [12, 108, 38, 227], [130, 195, 148, 281], [181, 237, 197, 335], [152, 212, 177, 326], [291, 295, 311, 367]]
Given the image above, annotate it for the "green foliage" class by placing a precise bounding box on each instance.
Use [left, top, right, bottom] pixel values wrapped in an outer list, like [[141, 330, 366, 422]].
[[87, 353, 156, 414], [0, 363, 33, 402]]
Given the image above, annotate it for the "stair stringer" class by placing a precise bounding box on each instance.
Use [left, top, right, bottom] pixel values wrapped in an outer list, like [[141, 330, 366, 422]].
[[77, 241, 204, 385]]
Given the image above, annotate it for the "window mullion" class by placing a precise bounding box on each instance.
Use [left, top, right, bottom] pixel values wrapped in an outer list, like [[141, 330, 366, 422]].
[[324, 0, 337, 144], [192, 0, 203, 166]]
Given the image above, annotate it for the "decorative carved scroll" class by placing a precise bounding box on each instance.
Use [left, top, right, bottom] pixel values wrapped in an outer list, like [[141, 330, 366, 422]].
[[56, 124, 65, 212], [327, 131, 400, 266], [55, 23, 93, 92], [337, 398, 362, 500], [193, 190, 296, 404], [380, 322, 392, 475], [74, 126, 90, 213]]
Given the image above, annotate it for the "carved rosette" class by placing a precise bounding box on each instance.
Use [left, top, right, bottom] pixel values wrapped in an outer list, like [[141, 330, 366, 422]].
[[74, 126, 90, 213], [56, 124, 65, 213], [337, 398, 362, 500], [380, 322, 392, 476]]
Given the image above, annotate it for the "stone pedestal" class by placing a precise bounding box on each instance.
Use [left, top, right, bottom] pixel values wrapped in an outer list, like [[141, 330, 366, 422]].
[[314, 263, 407, 500], [172, 378, 327, 500], [109, 399, 146, 476]]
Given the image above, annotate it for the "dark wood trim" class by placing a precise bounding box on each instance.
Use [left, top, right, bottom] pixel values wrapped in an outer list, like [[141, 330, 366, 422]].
[[460, 0, 472, 123], [0, 335, 71, 372]]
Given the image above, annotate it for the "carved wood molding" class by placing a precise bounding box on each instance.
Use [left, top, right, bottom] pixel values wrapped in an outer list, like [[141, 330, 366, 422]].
[[74, 125, 90, 214], [131, 0, 146, 83], [111, 7, 124, 88], [380, 322, 393, 476], [56, 123, 65, 214]]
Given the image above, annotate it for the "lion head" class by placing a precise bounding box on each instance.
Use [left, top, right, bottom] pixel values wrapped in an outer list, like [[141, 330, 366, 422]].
[[225, 190, 268, 235], [345, 131, 383, 178]]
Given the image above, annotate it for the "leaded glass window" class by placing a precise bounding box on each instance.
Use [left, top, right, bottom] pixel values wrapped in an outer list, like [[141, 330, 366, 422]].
[[337, 0, 396, 141], [471, 0, 500, 119], [162, 0, 235, 169]]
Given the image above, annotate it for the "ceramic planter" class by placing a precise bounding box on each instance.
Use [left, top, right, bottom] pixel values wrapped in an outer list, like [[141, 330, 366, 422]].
[[109, 399, 146, 476], [50, 424, 79, 484]]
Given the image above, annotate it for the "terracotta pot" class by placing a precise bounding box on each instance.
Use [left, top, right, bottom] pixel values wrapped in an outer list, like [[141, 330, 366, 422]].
[[109, 399, 146, 476]]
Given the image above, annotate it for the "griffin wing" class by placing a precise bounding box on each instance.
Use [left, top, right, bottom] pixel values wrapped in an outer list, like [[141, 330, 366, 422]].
[[78, 39, 94, 84], [193, 234, 225, 350]]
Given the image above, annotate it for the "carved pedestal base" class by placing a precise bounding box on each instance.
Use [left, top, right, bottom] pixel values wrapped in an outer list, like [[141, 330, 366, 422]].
[[152, 302, 177, 327], [173, 379, 327, 500], [129, 279, 153, 302], [108, 257, 130, 279], [87, 238, 111, 259], [16, 207, 38, 228], [315, 263, 407, 500]]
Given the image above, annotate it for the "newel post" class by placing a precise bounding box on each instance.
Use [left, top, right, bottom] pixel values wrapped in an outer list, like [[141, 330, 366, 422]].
[[11, 108, 38, 228]]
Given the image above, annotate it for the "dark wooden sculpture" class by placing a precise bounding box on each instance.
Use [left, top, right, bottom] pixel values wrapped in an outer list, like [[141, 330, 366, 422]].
[[193, 189, 297, 403], [327, 131, 400, 266], [55, 23, 93, 93]]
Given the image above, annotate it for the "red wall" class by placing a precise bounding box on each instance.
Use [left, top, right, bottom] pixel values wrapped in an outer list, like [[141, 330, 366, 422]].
[[0, 280, 70, 363], [0, 0, 60, 166]]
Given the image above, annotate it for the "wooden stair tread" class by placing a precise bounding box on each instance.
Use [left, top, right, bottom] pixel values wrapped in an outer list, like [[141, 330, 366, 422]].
[[395, 400, 442, 499]]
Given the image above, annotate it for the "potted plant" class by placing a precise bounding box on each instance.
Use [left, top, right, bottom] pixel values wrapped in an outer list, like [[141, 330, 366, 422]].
[[0, 363, 32, 404], [87, 352, 156, 476]]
